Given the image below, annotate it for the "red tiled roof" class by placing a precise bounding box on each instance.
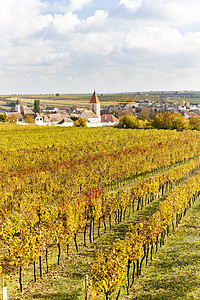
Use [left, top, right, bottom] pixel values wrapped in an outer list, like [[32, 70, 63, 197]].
[[187, 112, 198, 118], [89, 91, 100, 104], [101, 114, 119, 123]]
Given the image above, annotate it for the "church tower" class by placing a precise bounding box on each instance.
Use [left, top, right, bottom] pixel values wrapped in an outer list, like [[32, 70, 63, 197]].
[[89, 91, 100, 117], [15, 100, 21, 113]]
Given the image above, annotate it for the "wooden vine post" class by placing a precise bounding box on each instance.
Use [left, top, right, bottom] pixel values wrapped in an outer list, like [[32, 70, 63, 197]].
[[2, 277, 7, 300]]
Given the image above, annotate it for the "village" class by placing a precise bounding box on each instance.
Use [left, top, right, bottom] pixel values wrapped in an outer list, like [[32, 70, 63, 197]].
[[1, 91, 200, 127], [0, 91, 119, 127]]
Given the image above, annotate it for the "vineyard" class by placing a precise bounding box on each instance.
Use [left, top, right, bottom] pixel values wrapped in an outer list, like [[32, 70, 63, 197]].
[[0, 124, 200, 299]]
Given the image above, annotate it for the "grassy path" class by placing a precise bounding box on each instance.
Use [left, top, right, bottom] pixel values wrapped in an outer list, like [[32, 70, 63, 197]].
[[125, 197, 200, 300]]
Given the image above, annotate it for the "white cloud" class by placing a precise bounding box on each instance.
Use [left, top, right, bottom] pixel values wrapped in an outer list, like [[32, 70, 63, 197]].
[[52, 12, 80, 34], [114, 0, 200, 27], [69, 0, 93, 11], [124, 25, 200, 56], [119, 0, 143, 12], [0, 0, 52, 42], [125, 26, 184, 54], [85, 10, 108, 27], [155, 0, 200, 25], [1, 39, 70, 67], [1, 0, 200, 93], [68, 31, 122, 55]]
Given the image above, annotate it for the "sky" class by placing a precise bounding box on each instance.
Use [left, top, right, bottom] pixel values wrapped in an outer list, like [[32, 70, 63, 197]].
[[1, 0, 200, 94]]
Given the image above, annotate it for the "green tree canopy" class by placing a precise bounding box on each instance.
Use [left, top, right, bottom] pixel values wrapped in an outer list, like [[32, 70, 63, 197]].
[[189, 116, 200, 131], [119, 114, 139, 129], [33, 100, 40, 113], [152, 112, 188, 130]]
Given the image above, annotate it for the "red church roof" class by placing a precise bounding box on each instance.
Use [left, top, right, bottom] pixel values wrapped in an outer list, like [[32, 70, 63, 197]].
[[89, 91, 100, 104]]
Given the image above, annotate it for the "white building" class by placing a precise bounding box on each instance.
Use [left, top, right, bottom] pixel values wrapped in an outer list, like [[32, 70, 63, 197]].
[[35, 113, 73, 127], [43, 107, 59, 113], [80, 110, 100, 127], [80, 91, 119, 127], [90, 90, 101, 117], [15, 100, 21, 113]]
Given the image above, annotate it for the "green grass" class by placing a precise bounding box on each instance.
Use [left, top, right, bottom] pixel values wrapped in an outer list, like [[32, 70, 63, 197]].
[[124, 199, 200, 300]]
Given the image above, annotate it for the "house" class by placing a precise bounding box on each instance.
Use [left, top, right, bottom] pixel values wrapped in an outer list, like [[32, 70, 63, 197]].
[[141, 99, 152, 106], [80, 110, 100, 126], [35, 114, 51, 125], [6, 112, 24, 124], [22, 109, 35, 116], [57, 110, 69, 117], [74, 107, 84, 113], [101, 114, 119, 126], [49, 113, 73, 126], [49, 113, 66, 125], [184, 112, 198, 119], [56, 118, 74, 127], [35, 113, 73, 126], [43, 107, 58, 113]]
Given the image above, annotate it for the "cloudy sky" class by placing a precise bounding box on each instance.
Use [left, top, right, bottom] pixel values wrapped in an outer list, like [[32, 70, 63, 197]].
[[1, 0, 200, 94]]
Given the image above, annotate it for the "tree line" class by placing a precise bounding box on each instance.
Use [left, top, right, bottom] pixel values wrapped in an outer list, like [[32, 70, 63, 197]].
[[119, 111, 200, 130]]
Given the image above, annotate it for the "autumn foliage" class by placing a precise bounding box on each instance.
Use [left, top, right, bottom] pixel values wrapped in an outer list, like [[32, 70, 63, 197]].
[[1, 125, 200, 295]]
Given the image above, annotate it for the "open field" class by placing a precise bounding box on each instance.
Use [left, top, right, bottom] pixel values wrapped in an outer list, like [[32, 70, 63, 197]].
[[1, 91, 200, 111], [0, 93, 158, 110]]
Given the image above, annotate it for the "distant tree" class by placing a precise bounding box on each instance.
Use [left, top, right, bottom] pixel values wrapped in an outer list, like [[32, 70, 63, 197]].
[[189, 116, 200, 131], [152, 112, 173, 129], [56, 93, 60, 97], [117, 109, 133, 117], [152, 112, 188, 130], [7, 99, 22, 108], [171, 113, 188, 131], [0, 114, 8, 122], [7, 100, 16, 107], [34, 100, 40, 113], [149, 108, 157, 120], [137, 108, 151, 121], [119, 114, 140, 129], [138, 119, 149, 128]]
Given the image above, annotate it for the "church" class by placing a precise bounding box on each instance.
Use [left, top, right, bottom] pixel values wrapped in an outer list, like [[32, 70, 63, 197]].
[[80, 91, 119, 127]]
